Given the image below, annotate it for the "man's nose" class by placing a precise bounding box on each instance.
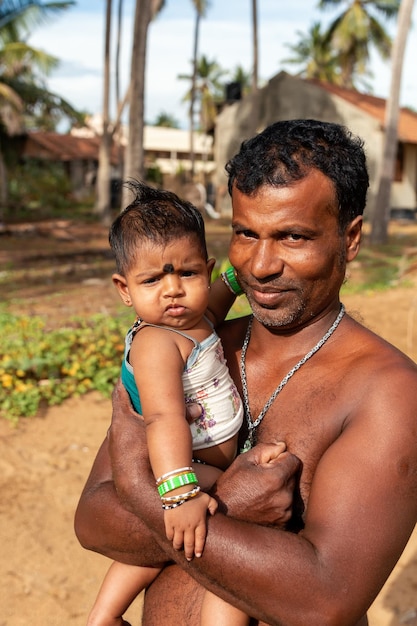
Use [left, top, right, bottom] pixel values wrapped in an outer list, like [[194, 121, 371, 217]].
[[250, 240, 284, 279]]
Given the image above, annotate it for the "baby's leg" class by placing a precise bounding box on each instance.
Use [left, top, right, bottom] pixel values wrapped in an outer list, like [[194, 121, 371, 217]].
[[87, 561, 161, 626], [200, 590, 250, 626]]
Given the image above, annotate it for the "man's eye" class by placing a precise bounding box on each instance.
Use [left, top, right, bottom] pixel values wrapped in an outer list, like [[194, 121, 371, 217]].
[[287, 233, 305, 241], [235, 228, 256, 238]]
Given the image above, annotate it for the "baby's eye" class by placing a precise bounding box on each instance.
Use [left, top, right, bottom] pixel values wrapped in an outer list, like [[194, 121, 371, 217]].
[[181, 270, 196, 277], [143, 276, 159, 284]]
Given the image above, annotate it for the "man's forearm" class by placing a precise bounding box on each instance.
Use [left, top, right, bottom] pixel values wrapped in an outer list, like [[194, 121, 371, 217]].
[[74, 438, 167, 567], [111, 431, 307, 623]]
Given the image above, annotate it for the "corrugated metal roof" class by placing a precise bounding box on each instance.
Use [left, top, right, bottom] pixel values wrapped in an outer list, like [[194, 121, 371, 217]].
[[308, 80, 417, 143]]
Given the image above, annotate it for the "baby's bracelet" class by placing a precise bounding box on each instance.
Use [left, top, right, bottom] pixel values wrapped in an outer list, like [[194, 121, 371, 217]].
[[156, 467, 193, 486], [162, 499, 187, 510], [157, 471, 198, 497], [161, 485, 201, 504], [221, 266, 244, 296]]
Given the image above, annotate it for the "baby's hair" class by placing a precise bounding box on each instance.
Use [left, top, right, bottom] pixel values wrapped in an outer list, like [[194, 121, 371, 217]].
[[109, 180, 208, 275]]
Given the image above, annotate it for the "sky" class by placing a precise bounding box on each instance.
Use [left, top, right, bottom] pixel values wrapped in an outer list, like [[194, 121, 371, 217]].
[[29, 0, 417, 130]]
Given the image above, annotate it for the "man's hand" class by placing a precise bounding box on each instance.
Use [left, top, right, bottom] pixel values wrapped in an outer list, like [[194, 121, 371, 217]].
[[108, 380, 152, 513], [213, 442, 301, 527]]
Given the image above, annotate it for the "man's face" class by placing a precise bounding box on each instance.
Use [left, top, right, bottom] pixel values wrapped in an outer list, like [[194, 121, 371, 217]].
[[229, 168, 361, 330]]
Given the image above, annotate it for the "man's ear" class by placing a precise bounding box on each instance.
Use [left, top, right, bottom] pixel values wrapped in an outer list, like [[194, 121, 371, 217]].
[[346, 216, 363, 263], [112, 273, 132, 306], [207, 257, 216, 283]]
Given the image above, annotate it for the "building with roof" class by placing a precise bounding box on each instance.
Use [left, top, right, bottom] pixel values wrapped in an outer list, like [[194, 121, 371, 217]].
[[18, 122, 214, 207], [214, 71, 417, 219]]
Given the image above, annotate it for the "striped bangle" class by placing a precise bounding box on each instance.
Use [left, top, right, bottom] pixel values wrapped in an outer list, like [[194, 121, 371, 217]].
[[157, 471, 198, 496], [155, 467, 193, 486], [221, 266, 243, 296], [161, 485, 201, 504], [162, 499, 187, 510]]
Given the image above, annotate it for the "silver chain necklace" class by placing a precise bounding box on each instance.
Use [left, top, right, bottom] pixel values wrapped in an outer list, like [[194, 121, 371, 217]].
[[240, 304, 345, 452]]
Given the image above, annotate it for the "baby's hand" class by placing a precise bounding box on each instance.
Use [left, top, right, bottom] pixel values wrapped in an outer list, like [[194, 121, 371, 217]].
[[255, 441, 288, 467], [164, 492, 217, 561]]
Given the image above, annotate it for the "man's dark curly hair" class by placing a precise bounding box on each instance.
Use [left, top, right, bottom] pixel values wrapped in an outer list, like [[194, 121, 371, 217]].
[[109, 180, 208, 275], [225, 119, 369, 231]]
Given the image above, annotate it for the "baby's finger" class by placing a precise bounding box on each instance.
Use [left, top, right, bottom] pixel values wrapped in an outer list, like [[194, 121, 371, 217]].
[[194, 522, 207, 558], [183, 528, 196, 561], [171, 527, 184, 552]]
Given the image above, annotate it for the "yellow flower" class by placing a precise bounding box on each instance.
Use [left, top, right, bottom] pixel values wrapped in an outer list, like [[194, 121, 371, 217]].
[[1, 374, 13, 388]]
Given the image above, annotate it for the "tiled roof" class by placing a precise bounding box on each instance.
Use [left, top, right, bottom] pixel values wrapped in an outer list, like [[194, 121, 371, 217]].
[[22, 132, 121, 164], [307, 80, 417, 143]]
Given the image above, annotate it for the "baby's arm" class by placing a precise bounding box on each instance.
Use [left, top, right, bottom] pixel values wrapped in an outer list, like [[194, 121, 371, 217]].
[[205, 266, 242, 327], [130, 327, 218, 560]]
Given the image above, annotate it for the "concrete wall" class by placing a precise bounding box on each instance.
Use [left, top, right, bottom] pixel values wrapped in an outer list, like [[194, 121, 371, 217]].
[[215, 72, 416, 219]]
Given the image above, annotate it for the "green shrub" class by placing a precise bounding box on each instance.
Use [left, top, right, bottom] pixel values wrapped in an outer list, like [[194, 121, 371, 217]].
[[0, 310, 130, 422]]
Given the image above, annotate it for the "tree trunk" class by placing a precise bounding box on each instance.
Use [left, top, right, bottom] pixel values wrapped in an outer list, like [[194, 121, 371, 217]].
[[251, 0, 258, 93], [189, 9, 200, 181], [370, 0, 415, 245], [115, 0, 124, 174], [0, 142, 8, 224], [95, 0, 113, 225], [121, 0, 152, 209]]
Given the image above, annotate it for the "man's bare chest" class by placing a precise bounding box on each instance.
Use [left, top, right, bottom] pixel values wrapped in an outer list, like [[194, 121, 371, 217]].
[[239, 365, 350, 501]]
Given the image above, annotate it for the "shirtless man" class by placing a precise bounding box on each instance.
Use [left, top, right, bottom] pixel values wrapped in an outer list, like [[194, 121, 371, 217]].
[[75, 119, 417, 626]]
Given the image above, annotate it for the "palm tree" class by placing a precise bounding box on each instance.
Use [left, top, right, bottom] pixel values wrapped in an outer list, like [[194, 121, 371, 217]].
[[153, 111, 180, 128], [370, 0, 415, 245], [0, 1, 77, 212], [318, 0, 400, 88], [0, 0, 75, 134], [121, 0, 165, 208], [95, 0, 113, 225], [251, 0, 258, 93], [188, 0, 209, 179], [179, 54, 227, 134], [0, 1, 74, 31], [282, 22, 343, 84]]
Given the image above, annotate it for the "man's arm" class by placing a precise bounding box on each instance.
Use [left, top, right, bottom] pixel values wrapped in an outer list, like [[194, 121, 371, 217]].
[[74, 434, 168, 567], [74, 379, 299, 566], [109, 369, 417, 626]]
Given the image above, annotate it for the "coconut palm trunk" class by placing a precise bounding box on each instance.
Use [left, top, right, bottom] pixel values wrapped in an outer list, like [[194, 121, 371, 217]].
[[370, 0, 414, 245], [121, 0, 164, 208], [95, 0, 113, 224]]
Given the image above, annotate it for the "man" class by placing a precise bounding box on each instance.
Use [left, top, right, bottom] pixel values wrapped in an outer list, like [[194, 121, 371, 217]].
[[75, 119, 417, 626]]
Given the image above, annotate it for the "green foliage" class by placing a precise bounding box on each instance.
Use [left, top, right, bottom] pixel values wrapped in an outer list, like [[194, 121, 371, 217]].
[[0, 309, 131, 422], [7, 159, 75, 216]]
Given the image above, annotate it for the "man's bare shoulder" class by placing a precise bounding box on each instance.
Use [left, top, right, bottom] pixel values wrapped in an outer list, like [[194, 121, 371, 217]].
[[341, 314, 417, 438], [345, 313, 417, 376]]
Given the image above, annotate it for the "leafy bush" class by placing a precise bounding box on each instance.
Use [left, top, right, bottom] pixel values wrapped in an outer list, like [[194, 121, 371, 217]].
[[0, 310, 130, 423]]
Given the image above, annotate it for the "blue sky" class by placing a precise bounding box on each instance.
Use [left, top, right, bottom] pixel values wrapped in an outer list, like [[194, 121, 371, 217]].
[[29, 0, 417, 129]]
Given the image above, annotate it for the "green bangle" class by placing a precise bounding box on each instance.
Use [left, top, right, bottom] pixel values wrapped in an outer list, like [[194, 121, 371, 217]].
[[221, 266, 244, 296], [157, 471, 198, 496]]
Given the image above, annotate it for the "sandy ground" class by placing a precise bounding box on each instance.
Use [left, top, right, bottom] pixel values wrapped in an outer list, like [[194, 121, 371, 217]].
[[2, 221, 417, 626]]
